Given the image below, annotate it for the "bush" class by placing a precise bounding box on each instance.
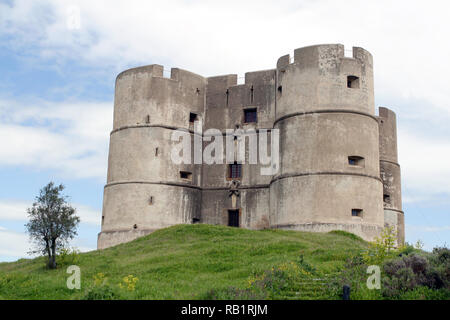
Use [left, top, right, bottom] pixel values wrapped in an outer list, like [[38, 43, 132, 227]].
[[397, 243, 416, 256], [83, 272, 122, 300], [362, 226, 397, 265], [57, 247, 80, 267], [382, 252, 449, 298]]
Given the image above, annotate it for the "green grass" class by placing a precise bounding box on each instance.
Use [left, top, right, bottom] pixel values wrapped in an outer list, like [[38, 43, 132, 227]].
[[0, 224, 368, 300]]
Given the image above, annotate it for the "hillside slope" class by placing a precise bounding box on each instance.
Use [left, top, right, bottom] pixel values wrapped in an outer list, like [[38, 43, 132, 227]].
[[0, 224, 368, 299]]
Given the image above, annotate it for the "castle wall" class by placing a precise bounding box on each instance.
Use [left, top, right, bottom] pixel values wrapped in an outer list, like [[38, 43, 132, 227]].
[[98, 65, 206, 249], [378, 107, 404, 245], [200, 188, 270, 230], [270, 44, 384, 241], [99, 44, 403, 249]]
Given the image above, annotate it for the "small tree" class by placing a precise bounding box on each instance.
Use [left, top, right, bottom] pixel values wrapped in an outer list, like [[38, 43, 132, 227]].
[[25, 182, 80, 269]]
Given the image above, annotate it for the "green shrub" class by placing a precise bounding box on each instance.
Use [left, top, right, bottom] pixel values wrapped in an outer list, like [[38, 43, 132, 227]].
[[362, 226, 398, 265], [83, 272, 122, 300], [382, 252, 449, 298], [57, 247, 80, 267], [397, 243, 416, 256]]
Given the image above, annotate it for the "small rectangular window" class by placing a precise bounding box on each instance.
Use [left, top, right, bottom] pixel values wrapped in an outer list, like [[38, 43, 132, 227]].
[[149, 196, 153, 205], [348, 156, 365, 167], [180, 171, 192, 181], [347, 75, 360, 89], [228, 162, 242, 179], [383, 194, 391, 204], [352, 209, 363, 217], [189, 112, 198, 123], [244, 108, 257, 123]]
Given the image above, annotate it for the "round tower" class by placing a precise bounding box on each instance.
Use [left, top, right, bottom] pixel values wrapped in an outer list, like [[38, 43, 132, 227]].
[[378, 107, 404, 245], [97, 65, 205, 249], [270, 44, 384, 241]]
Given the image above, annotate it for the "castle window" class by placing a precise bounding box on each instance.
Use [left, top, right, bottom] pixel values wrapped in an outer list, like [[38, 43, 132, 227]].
[[277, 85, 282, 94], [348, 156, 365, 167], [189, 112, 198, 123], [383, 194, 391, 204], [145, 115, 150, 124], [149, 196, 154, 205], [228, 162, 242, 179], [347, 76, 360, 89], [133, 224, 138, 229], [228, 209, 240, 227], [180, 171, 192, 181], [352, 209, 363, 217], [244, 108, 257, 123]]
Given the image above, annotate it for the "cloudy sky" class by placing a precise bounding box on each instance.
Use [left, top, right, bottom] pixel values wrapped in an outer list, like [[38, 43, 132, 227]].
[[0, 0, 449, 261]]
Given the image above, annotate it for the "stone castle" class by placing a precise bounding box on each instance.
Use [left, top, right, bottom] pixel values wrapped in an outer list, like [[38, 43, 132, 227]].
[[98, 44, 404, 249]]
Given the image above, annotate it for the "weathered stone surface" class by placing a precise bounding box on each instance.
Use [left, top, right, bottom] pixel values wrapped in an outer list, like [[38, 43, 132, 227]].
[[98, 44, 404, 249]]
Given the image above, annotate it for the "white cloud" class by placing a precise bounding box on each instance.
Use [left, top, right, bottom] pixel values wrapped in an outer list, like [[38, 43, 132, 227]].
[[0, 228, 32, 259], [398, 128, 450, 197], [0, 0, 449, 112], [0, 199, 101, 226], [0, 99, 112, 180]]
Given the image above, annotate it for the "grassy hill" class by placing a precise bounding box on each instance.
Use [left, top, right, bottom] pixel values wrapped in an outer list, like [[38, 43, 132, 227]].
[[0, 224, 369, 300]]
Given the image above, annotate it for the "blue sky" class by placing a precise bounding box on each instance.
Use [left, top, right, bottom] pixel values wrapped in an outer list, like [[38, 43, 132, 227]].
[[0, 0, 449, 261]]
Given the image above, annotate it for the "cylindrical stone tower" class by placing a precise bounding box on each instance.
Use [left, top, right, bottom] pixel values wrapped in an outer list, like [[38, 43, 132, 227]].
[[270, 44, 384, 241], [97, 65, 206, 249], [378, 107, 404, 245]]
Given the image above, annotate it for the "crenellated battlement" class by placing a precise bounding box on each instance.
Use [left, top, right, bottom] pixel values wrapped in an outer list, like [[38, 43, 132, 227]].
[[116, 64, 206, 91], [277, 44, 372, 71]]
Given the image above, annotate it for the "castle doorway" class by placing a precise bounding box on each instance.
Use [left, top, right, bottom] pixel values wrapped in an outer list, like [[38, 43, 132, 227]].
[[228, 209, 240, 227]]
